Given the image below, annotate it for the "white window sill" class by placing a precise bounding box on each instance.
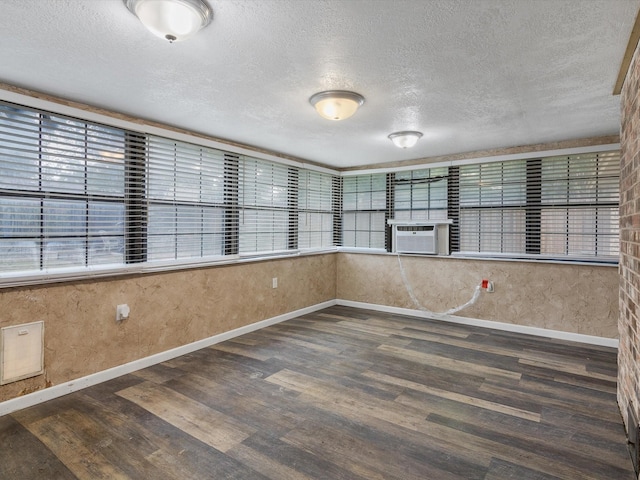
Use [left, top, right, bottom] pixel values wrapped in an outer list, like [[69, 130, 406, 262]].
[[337, 248, 618, 267], [0, 247, 339, 289]]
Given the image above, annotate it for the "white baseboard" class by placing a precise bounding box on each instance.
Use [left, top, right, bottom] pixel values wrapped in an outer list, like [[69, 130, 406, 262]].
[[0, 299, 337, 417], [1, 297, 616, 417], [336, 299, 619, 349]]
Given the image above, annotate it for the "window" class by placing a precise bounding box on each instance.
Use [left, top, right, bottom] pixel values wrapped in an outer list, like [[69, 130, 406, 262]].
[[393, 167, 448, 221], [146, 136, 226, 262], [0, 103, 126, 273], [458, 160, 527, 254], [342, 174, 386, 249], [345, 151, 619, 262], [0, 101, 340, 286], [0, 99, 620, 288], [539, 152, 619, 259], [454, 152, 620, 261], [298, 170, 335, 249], [238, 157, 293, 254]]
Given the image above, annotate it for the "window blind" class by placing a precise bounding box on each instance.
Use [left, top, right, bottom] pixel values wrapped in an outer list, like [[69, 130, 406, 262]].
[[0, 99, 620, 288], [342, 173, 387, 249], [0, 102, 128, 273], [539, 152, 619, 258], [238, 157, 294, 254], [0, 101, 341, 285], [454, 152, 620, 260], [298, 170, 335, 249], [145, 136, 227, 262], [458, 159, 528, 254]]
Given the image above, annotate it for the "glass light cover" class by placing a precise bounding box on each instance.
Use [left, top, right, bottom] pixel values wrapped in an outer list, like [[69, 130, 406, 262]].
[[124, 0, 212, 42], [388, 131, 423, 148], [309, 91, 365, 121]]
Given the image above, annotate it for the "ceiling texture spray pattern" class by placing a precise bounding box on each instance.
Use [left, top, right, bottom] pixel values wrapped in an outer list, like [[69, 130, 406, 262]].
[[0, 0, 637, 168]]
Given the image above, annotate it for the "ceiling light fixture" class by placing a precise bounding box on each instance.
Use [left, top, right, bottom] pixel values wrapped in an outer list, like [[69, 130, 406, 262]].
[[309, 91, 365, 121], [124, 0, 213, 43], [388, 131, 423, 148]]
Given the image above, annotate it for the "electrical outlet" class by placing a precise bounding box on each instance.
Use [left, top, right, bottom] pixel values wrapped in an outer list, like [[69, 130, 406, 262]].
[[481, 279, 494, 293]]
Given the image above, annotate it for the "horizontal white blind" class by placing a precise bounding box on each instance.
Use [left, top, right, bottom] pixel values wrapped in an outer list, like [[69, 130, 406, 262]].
[[458, 159, 527, 254], [539, 152, 619, 258], [0, 102, 128, 273], [455, 152, 620, 260], [0, 101, 341, 284], [146, 136, 228, 262], [0, 98, 620, 286], [342, 173, 386, 248], [298, 170, 334, 249], [238, 157, 293, 254]]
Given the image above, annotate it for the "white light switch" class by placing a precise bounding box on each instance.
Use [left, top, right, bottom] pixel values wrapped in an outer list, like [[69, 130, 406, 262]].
[[272, 277, 278, 289]]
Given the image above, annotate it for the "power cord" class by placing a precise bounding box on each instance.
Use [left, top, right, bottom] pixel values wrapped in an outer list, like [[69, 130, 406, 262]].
[[397, 253, 482, 316]]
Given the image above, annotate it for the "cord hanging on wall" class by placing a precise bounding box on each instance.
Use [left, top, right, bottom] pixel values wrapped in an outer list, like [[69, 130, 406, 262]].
[[396, 253, 482, 316]]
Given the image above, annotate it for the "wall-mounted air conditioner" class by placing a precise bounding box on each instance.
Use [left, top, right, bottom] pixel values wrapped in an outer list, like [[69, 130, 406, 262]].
[[388, 219, 453, 255], [395, 225, 437, 254]]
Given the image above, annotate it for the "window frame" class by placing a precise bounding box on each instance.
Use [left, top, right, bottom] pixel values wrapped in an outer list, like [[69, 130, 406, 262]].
[[0, 103, 128, 275], [0, 96, 620, 290], [0, 100, 341, 288], [144, 135, 228, 263], [341, 173, 388, 250], [452, 152, 620, 263], [297, 169, 336, 250]]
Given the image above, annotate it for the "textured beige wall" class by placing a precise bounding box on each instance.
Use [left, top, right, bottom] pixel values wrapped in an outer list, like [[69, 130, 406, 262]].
[[0, 254, 336, 401], [0, 251, 619, 404], [337, 253, 618, 338]]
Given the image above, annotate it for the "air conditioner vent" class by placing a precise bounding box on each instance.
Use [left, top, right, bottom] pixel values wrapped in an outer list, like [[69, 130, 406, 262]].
[[397, 225, 433, 232], [394, 224, 437, 254]]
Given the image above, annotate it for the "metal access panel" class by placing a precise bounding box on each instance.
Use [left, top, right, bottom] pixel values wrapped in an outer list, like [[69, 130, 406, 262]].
[[1, 321, 44, 385]]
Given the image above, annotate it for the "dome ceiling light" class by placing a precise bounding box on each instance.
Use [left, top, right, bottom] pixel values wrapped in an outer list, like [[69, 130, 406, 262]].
[[309, 90, 365, 121], [388, 131, 423, 148], [124, 0, 213, 43]]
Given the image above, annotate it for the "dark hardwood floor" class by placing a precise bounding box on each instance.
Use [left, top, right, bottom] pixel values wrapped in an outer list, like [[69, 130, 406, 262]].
[[0, 306, 634, 479]]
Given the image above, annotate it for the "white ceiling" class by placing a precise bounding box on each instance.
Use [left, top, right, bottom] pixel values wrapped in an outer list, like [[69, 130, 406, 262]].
[[0, 0, 637, 169]]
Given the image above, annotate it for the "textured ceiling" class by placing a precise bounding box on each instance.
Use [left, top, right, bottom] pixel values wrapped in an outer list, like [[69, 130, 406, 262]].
[[0, 0, 637, 169]]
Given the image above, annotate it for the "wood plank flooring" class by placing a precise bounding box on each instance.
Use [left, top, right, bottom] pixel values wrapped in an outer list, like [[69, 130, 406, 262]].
[[0, 306, 634, 479]]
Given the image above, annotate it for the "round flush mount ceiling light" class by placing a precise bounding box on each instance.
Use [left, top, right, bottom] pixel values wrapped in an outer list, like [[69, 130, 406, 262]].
[[124, 0, 213, 42], [388, 131, 423, 148], [309, 91, 365, 121]]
